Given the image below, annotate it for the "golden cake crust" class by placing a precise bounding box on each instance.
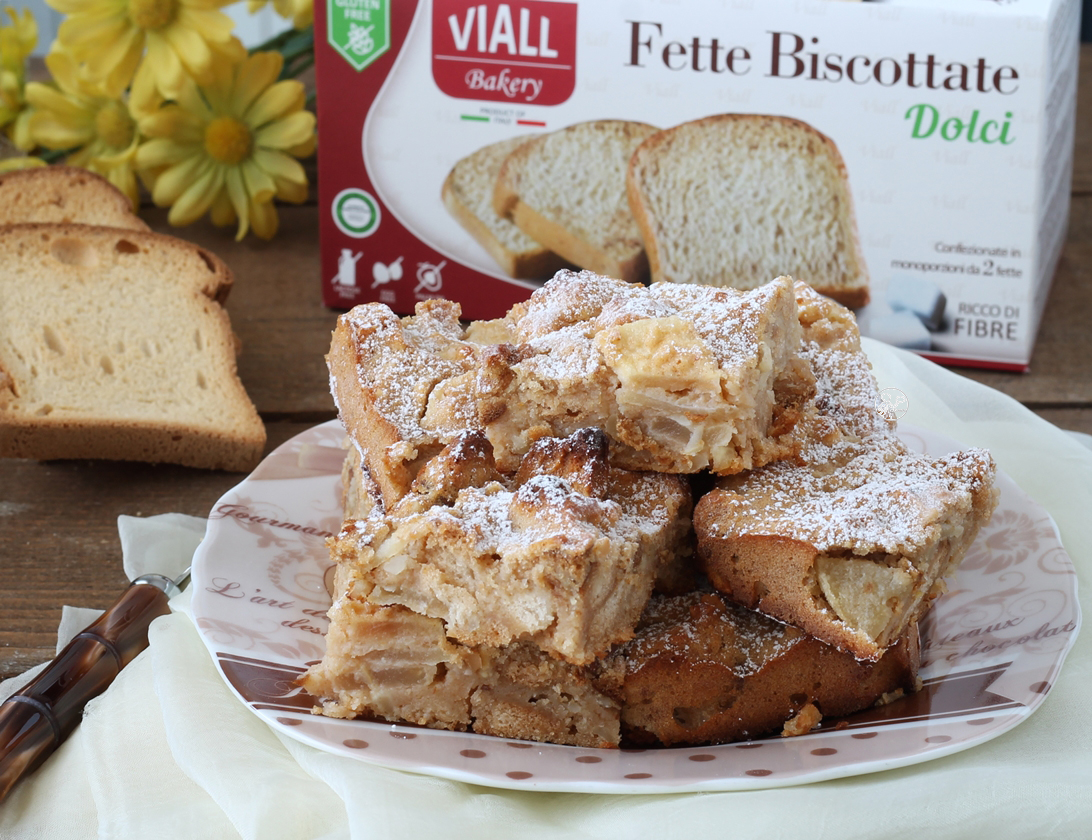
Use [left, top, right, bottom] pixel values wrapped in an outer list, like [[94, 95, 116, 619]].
[[598, 591, 920, 747]]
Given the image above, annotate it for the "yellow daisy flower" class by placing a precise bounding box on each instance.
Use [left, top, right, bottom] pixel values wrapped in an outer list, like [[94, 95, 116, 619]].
[[25, 48, 142, 208], [47, 0, 239, 100], [135, 49, 315, 240], [0, 7, 37, 151], [247, 0, 312, 31]]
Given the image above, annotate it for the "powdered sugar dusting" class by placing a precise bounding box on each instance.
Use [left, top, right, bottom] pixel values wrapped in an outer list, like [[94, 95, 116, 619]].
[[340, 303, 476, 442], [789, 281, 893, 449], [805, 343, 891, 440], [512, 271, 799, 382], [649, 277, 797, 371], [712, 437, 995, 553], [372, 466, 682, 562], [524, 324, 605, 381], [513, 271, 634, 340]]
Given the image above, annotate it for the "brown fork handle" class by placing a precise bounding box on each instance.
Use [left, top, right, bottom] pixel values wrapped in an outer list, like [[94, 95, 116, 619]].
[[0, 583, 171, 802]]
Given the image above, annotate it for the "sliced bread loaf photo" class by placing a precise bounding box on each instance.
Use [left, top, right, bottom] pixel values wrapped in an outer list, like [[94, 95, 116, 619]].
[[627, 114, 870, 307], [442, 135, 573, 279], [493, 119, 658, 285], [0, 224, 265, 471]]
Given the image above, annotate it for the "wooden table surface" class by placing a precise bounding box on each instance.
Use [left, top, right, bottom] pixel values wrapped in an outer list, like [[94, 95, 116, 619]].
[[2, 47, 1090, 683]]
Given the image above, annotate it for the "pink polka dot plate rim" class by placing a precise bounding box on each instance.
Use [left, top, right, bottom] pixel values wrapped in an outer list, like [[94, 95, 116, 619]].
[[190, 420, 1081, 794]]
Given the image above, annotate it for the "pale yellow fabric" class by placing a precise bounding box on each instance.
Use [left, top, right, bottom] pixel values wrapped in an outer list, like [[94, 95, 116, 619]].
[[2, 340, 1090, 839]]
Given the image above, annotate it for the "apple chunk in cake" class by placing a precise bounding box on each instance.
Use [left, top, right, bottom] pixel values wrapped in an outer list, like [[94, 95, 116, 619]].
[[467, 271, 815, 473], [694, 436, 997, 661], [298, 598, 622, 748], [329, 428, 692, 665]]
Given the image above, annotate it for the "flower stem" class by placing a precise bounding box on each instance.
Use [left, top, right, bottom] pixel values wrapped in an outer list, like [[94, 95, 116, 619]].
[[283, 52, 313, 81]]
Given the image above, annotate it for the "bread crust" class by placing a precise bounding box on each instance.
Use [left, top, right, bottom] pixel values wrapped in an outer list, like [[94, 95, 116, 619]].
[[503, 196, 650, 284], [627, 113, 870, 307], [0, 166, 148, 230], [443, 172, 572, 278], [0, 418, 262, 472]]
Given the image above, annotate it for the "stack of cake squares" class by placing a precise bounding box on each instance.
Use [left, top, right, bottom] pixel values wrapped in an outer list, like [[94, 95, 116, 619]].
[[300, 272, 997, 747]]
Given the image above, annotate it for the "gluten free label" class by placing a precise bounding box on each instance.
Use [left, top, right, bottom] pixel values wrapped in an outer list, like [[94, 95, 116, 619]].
[[328, 0, 390, 71]]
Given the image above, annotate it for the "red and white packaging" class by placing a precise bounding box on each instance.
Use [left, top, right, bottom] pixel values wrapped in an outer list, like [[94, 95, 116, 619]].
[[315, 0, 1080, 369]]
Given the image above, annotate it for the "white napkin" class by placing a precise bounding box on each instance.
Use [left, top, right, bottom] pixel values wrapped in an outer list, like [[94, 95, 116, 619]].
[[2, 340, 1090, 840]]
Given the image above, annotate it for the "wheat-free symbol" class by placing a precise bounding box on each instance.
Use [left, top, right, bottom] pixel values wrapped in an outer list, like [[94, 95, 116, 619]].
[[415, 260, 446, 295], [878, 388, 909, 421], [328, 0, 389, 71], [347, 23, 375, 55]]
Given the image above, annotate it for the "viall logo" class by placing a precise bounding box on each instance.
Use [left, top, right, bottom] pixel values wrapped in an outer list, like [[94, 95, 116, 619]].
[[432, 0, 578, 105]]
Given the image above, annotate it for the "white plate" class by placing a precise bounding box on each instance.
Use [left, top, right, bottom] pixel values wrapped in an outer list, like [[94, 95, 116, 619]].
[[190, 421, 1081, 793]]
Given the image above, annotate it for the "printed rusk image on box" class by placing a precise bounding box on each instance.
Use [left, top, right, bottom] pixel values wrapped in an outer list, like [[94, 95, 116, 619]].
[[315, 0, 1080, 370]]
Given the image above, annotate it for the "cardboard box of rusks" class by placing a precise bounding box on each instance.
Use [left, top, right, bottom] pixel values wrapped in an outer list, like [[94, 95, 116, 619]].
[[315, 0, 1080, 371]]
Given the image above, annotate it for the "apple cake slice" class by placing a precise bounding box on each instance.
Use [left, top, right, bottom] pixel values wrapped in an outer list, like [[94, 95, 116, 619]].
[[330, 427, 692, 665], [299, 585, 920, 750], [594, 591, 920, 746], [694, 285, 998, 661], [299, 597, 623, 748], [464, 271, 815, 474], [695, 439, 997, 661], [326, 273, 816, 513]]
